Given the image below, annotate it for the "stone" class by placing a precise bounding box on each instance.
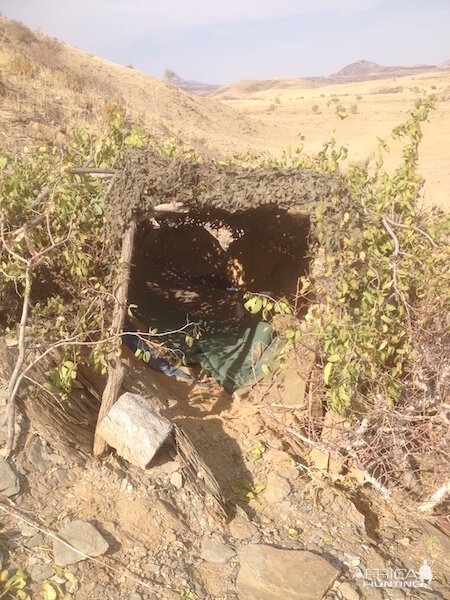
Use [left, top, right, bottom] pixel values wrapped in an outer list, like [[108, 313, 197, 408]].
[[309, 448, 344, 475], [264, 472, 291, 504], [170, 471, 183, 489], [229, 510, 258, 541], [321, 410, 347, 443], [53, 520, 109, 566], [263, 449, 300, 481], [24, 533, 45, 548], [338, 582, 360, 600], [0, 458, 20, 497], [200, 537, 236, 564], [201, 538, 236, 563], [236, 545, 339, 600], [97, 392, 173, 469], [25, 436, 53, 473], [31, 563, 54, 582], [385, 590, 406, 600], [159, 460, 180, 475], [55, 468, 73, 486]]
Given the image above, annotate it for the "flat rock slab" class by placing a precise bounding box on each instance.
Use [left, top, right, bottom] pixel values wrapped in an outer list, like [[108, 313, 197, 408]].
[[53, 520, 109, 566], [201, 538, 236, 563], [0, 458, 20, 497], [237, 545, 339, 600], [97, 392, 173, 468]]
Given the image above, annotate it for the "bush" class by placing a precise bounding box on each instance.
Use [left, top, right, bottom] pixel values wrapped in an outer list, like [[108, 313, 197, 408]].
[[58, 68, 87, 93], [28, 38, 63, 69], [8, 19, 37, 44], [8, 56, 39, 78]]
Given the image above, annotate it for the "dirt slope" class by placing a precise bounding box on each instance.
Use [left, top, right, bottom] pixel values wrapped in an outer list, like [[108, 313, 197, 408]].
[[0, 17, 266, 156]]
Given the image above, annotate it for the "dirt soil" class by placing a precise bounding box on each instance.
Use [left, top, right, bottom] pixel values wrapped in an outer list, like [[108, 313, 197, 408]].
[[1, 357, 449, 599]]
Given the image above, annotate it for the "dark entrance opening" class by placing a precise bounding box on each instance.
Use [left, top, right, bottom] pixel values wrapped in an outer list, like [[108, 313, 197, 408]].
[[125, 207, 311, 391]]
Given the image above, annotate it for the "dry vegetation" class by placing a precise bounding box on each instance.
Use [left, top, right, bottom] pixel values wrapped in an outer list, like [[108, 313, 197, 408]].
[[0, 17, 266, 157], [213, 71, 450, 210]]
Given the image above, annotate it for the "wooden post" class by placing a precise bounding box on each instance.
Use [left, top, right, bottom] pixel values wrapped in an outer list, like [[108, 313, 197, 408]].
[[93, 218, 136, 457]]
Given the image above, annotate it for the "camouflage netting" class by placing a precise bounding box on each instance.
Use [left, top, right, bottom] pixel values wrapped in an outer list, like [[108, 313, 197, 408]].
[[104, 150, 353, 255]]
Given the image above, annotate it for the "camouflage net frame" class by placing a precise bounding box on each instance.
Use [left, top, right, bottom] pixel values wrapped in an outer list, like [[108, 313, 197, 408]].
[[104, 150, 354, 256]]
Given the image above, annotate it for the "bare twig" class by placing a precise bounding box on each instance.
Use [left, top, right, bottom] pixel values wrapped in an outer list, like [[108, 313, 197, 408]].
[[384, 216, 438, 248], [381, 216, 400, 257]]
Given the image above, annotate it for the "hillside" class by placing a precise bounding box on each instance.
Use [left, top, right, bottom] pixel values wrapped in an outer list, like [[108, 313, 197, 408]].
[[0, 18, 266, 156], [164, 71, 220, 94], [330, 59, 438, 81]]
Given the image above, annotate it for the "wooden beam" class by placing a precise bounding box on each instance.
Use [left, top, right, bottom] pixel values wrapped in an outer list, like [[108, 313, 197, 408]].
[[93, 217, 136, 457]]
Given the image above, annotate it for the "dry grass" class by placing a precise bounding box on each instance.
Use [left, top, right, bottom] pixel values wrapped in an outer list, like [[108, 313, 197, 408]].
[[0, 16, 265, 158], [214, 70, 450, 210]]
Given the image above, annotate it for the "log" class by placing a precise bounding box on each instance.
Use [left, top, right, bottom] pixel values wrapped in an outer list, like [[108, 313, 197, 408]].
[[96, 392, 173, 468], [93, 218, 136, 457]]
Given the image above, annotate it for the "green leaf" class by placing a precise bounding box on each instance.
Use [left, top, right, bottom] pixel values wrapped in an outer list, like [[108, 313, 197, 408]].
[[261, 364, 271, 376], [250, 442, 266, 462], [4, 570, 27, 592], [127, 303, 137, 317], [327, 354, 340, 363], [0, 155, 8, 169], [42, 581, 59, 600], [324, 362, 333, 386]]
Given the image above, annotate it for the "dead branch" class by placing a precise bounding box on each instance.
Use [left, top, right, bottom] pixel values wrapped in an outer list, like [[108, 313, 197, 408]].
[[2, 264, 32, 458], [70, 167, 116, 176]]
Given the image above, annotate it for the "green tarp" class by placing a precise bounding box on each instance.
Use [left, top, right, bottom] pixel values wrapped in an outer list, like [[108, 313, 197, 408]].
[[129, 289, 277, 392]]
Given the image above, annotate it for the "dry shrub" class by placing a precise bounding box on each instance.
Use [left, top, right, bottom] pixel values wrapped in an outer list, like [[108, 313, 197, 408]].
[[8, 56, 39, 79], [57, 68, 87, 93], [376, 86, 403, 94], [8, 19, 37, 44], [102, 103, 127, 124], [28, 38, 64, 69]]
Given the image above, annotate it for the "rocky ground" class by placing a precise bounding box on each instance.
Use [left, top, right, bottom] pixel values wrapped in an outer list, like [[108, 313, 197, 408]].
[[0, 373, 449, 599]]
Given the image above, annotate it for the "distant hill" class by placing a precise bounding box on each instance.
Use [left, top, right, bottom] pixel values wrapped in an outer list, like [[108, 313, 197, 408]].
[[164, 71, 220, 94], [330, 60, 438, 82], [209, 60, 443, 98], [209, 77, 320, 99]]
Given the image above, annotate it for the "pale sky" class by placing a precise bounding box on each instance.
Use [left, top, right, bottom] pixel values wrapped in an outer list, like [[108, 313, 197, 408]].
[[1, 0, 449, 83]]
